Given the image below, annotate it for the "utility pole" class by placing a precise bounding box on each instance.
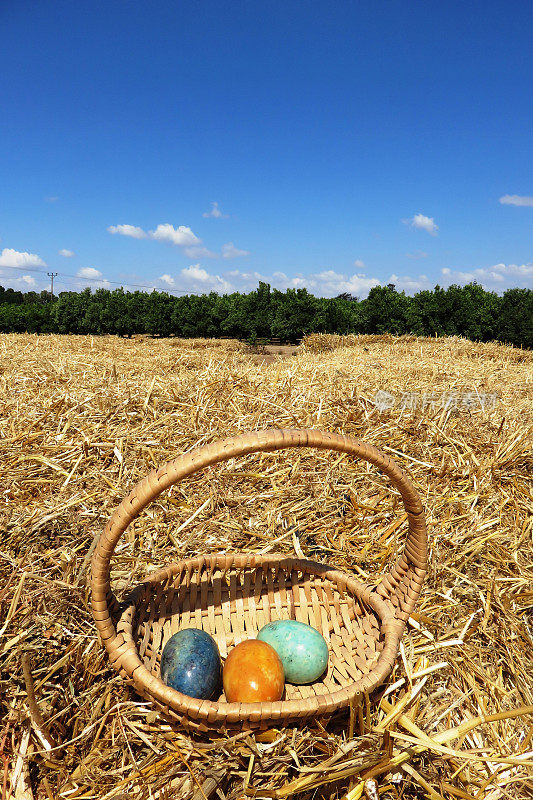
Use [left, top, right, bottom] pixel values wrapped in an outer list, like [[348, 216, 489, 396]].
[[47, 272, 58, 300]]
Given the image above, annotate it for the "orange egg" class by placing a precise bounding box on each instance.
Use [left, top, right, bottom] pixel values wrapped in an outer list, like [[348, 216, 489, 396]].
[[223, 640, 284, 703]]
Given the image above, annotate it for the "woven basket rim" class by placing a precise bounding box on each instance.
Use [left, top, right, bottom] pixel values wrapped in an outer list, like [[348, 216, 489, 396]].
[[116, 552, 401, 717]]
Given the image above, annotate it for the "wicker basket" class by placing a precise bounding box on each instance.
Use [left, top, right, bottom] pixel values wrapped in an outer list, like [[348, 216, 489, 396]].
[[90, 428, 427, 732]]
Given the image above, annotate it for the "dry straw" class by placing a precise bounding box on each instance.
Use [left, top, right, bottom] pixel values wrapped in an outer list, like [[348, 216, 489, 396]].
[[1, 332, 532, 800]]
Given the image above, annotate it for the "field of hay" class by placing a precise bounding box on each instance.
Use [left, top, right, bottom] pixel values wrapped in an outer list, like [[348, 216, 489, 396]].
[[1, 332, 532, 800]]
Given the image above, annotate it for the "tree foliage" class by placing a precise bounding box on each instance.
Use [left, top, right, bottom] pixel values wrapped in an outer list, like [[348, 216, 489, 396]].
[[0, 282, 530, 348]]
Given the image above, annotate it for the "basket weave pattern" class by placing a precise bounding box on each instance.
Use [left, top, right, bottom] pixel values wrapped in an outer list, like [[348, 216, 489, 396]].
[[91, 429, 427, 732]]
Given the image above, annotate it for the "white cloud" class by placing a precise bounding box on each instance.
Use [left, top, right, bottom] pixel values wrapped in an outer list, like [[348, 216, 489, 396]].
[[181, 264, 231, 293], [245, 268, 382, 297], [77, 267, 103, 279], [203, 201, 229, 219], [59, 248, 75, 258], [159, 274, 175, 286], [406, 250, 428, 260], [0, 248, 46, 267], [108, 224, 147, 239], [388, 273, 430, 293], [499, 262, 533, 277], [184, 245, 218, 259], [108, 221, 209, 255], [499, 194, 533, 207], [150, 224, 200, 247], [441, 262, 533, 289], [153, 265, 438, 299], [0, 272, 40, 290], [353, 259, 365, 268], [228, 269, 262, 281], [311, 270, 381, 296], [404, 213, 439, 236], [182, 265, 210, 282], [45, 195, 59, 203], [221, 242, 249, 259], [74, 267, 110, 289]]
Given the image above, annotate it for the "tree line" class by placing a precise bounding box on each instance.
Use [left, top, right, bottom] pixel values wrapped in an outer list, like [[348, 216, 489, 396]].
[[0, 281, 530, 348]]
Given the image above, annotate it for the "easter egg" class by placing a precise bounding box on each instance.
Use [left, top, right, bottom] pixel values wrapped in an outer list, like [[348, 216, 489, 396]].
[[160, 629, 221, 700], [223, 640, 284, 703], [257, 620, 328, 684]]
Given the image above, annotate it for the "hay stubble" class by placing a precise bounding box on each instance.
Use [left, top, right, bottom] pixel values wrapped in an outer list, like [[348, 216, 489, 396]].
[[1, 333, 532, 799]]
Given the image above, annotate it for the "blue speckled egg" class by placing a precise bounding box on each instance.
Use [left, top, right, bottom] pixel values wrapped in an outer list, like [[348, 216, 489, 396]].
[[160, 629, 221, 699], [257, 620, 329, 685]]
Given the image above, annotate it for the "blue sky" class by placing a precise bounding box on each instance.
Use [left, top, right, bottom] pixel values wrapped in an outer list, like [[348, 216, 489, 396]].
[[1, 0, 532, 298]]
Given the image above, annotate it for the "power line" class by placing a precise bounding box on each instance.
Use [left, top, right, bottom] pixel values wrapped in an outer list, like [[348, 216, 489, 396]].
[[0, 264, 207, 296]]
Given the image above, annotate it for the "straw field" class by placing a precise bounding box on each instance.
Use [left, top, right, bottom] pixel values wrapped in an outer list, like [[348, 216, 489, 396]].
[[1, 332, 532, 800]]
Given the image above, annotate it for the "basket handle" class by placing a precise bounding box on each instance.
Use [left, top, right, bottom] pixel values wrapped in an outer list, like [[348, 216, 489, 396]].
[[91, 429, 427, 645]]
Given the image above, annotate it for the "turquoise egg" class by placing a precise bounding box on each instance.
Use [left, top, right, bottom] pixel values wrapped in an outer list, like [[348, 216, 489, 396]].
[[257, 620, 328, 685]]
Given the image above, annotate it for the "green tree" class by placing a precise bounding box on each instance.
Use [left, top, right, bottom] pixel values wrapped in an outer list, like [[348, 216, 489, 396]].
[[53, 289, 92, 333], [323, 296, 362, 334], [0, 287, 24, 305], [440, 284, 501, 341], [361, 286, 410, 334], [96, 288, 139, 336], [499, 288, 533, 348], [0, 303, 52, 332], [144, 291, 174, 337], [270, 288, 321, 341], [0, 281, 531, 348], [408, 286, 448, 336]]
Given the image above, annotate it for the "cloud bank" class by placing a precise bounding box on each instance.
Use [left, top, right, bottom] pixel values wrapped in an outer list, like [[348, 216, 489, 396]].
[[388, 273, 430, 293], [75, 266, 110, 288], [158, 266, 433, 298], [102, 258, 532, 300], [181, 264, 231, 292], [442, 262, 533, 289]]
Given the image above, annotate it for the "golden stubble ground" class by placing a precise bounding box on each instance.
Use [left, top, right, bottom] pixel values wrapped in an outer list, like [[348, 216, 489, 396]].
[[1, 333, 532, 800]]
